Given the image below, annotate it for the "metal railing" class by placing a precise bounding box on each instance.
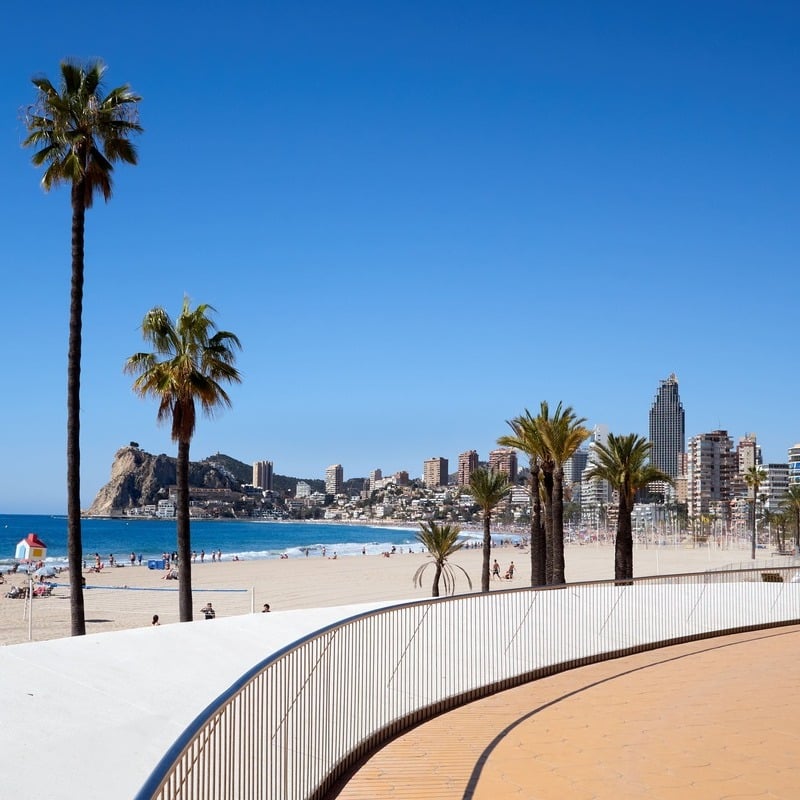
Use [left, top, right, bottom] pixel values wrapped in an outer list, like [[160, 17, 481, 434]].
[[136, 567, 800, 799]]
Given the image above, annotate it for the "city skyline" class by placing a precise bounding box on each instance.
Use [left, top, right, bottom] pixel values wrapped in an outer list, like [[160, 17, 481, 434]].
[[1, 3, 799, 513]]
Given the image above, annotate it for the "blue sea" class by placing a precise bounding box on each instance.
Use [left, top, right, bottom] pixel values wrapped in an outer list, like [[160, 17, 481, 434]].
[[0, 515, 489, 568]]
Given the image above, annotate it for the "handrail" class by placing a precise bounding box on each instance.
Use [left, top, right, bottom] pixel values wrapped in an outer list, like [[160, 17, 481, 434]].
[[136, 566, 800, 799]]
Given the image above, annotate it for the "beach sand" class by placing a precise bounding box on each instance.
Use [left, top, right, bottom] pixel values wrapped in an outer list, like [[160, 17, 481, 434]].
[[0, 541, 769, 646]]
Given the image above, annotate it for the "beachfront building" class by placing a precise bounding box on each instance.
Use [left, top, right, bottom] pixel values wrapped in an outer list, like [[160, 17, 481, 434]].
[[252, 460, 274, 491], [326, 464, 344, 495], [687, 430, 735, 522], [760, 463, 789, 512], [788, 443, 800, 486], [457, 450, 479, 487], [296, 481, 311, 499], [423, 457, 449, 488], [648, 373, 685, 480], [489, 448, 518, 484]]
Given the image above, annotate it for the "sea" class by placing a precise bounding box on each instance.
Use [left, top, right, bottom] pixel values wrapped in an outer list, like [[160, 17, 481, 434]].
[[0, 514, 490, 568]]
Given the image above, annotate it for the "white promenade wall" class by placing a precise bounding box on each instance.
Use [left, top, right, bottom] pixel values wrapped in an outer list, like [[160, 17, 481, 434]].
[[139, 572, 800, 800]]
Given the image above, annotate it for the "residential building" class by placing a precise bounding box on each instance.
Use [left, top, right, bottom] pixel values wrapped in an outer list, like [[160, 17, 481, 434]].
[[489, 448, 518, 483], [325, 464, 344, 495], [457, 450, 479, 487], [394, 470, 410, 487], [687, 430, 734, 521], [252, 460, 274, 491], [648, 374, 685, 479], [296, 481, 311, 499], [423, 457, 449, 488]]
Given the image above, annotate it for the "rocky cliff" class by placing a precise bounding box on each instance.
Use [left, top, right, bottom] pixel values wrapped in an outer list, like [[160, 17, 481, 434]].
[[86, 446, 244, 516]]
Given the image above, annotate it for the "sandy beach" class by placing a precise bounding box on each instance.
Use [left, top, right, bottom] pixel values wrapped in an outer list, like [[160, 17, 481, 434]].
[[0, 540, 778, 646]]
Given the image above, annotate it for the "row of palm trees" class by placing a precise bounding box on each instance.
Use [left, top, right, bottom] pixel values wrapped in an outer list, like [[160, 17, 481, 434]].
[[25, 60, 242, 631], [447, 403, 674, 590]]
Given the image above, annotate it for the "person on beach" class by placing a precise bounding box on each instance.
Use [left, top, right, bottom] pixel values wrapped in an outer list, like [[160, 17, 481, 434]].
[[152, 615, 160, 626], [504, 561, 515, 580], [200, 549, 205, 563], [130, 552, 136, 566], [492, 559, 501, 580], [262, 603, 270, 612], [138, 554, 142, 566], [201, 602, 215, 620]]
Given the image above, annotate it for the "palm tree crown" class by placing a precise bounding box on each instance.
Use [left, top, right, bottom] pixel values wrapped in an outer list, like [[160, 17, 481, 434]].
[[24, 60, 142, 205], [126, 298, 241, 621], [127, 300, 242, 441], [413, 522, 472, 598]]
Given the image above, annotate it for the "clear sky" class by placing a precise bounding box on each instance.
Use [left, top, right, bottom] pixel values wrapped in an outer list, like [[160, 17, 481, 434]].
[[1, 1, 798, 513]]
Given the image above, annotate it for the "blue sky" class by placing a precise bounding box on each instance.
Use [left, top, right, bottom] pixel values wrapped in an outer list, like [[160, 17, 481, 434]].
[[1, 1, 798, 513]]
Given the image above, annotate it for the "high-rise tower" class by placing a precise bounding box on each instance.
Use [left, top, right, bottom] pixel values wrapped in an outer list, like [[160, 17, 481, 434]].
[[252, 460, 273, 491], [649, 374, 685, 478]]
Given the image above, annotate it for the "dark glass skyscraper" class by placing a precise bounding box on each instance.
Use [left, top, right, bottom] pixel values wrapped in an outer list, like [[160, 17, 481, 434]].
[[649, 374, 685, 478]]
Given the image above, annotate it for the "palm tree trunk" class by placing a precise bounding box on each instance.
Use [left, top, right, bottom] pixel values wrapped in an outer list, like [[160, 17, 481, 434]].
[[615, 496, 634, 583], [432, 563, 442, 598], [481, 513, 491, 592], [551, 468, 566, 584], [176, 439, 194, 621], [67, 183, 86, 637], [529, 471, 546, 587], [542, 471, 554, 584]]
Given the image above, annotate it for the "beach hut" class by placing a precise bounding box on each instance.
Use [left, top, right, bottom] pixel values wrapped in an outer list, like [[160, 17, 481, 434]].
[[15, 533, 47, 563]]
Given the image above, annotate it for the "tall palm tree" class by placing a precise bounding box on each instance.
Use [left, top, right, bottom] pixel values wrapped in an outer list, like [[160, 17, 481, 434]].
[[584, 433, 672, 582], [24, 60, 142, 636], [469, 468, 510, 592], [535, 403, 590, 585], [498, 409, 546, 587], [744, 466, 767, 559], [781, 484, 800, 549], [125, 299, 241, 621], [413, 522, 472, 598]]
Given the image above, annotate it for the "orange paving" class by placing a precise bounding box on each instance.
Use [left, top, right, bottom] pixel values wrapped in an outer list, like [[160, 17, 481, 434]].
[[337, 625, 800, 799]]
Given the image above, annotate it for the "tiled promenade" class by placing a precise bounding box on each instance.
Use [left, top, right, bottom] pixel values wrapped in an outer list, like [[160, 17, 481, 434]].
[[338, 625, 800, 799]]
